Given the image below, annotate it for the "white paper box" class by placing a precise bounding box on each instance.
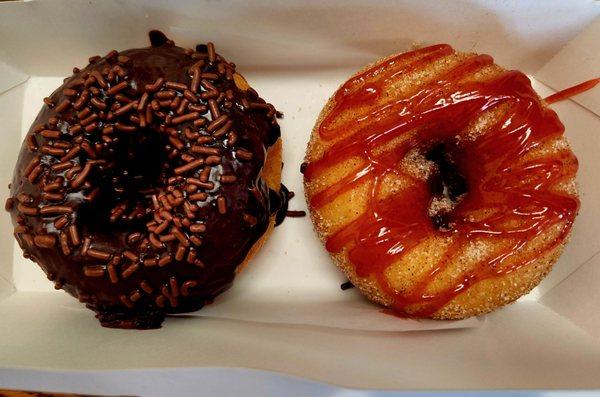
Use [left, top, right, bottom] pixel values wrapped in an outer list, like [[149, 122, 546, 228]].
[[0, 0, 599, 393]]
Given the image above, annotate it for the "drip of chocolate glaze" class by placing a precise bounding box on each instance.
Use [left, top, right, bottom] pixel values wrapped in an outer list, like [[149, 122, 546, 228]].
[[272, 183, 290, 226]]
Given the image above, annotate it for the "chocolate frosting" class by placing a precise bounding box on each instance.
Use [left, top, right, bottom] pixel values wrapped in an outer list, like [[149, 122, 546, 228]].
[[7, 31, 282, 329]]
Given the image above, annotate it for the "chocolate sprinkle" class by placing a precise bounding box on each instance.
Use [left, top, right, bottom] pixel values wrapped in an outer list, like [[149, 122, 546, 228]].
[[341, 281, 355, 290], [300, 161, 308, 174], [286, 210, 306, 217]]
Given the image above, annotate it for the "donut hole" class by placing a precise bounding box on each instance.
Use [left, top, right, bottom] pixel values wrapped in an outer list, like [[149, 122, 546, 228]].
[[424, 142, 468, 231], [109, 128, 166, 193], [76, 128, 167, 232]]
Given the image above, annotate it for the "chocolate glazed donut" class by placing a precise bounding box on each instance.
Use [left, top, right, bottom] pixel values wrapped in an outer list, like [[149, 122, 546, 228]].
[[6, 31, 285, 329]]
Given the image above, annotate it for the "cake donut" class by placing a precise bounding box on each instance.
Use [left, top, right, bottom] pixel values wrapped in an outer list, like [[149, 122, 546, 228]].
[[6, 31, 284, 329], [303, 44, 580, 319]]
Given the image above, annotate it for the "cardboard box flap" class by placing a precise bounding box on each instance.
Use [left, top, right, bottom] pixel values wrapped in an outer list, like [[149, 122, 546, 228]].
[[1, 0, 599, 75], [0, 76, 28, 300], [1, 1, 600, 391], [0, 60, 28, 95], [536, 18, 600, 116]]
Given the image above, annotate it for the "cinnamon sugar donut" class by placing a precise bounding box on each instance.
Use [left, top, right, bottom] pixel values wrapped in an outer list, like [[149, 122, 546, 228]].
[[303, 44, 579, 319], [6, 31, 285, 329]]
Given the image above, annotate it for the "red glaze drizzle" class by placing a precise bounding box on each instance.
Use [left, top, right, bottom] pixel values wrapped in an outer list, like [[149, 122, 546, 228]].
[[305, 44, 582, 316], [544, 77, 600, 104]]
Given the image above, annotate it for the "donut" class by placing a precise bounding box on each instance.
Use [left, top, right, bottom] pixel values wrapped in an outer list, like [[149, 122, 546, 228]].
[[6, 31, 285, 329], [303, 44, 579, 319]]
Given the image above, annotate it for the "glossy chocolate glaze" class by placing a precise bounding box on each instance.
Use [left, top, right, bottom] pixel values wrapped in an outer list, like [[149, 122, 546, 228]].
[[7, 32, 282, 328]]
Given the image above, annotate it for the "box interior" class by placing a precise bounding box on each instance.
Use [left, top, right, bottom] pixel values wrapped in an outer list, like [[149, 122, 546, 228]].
[[0, 0, 599, 390]]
